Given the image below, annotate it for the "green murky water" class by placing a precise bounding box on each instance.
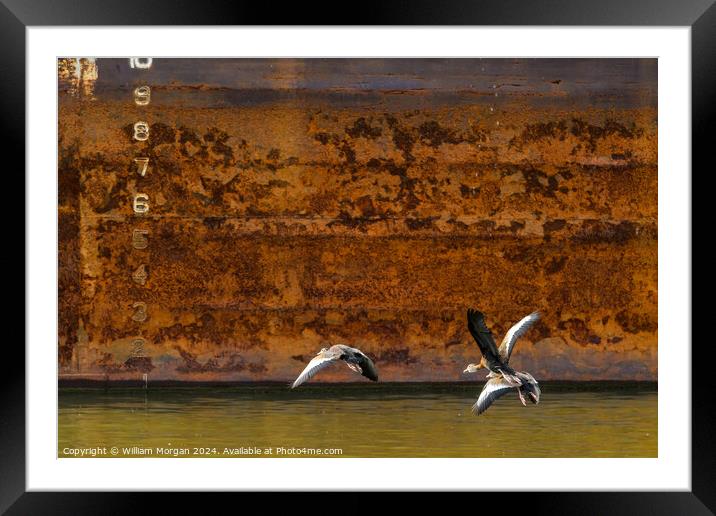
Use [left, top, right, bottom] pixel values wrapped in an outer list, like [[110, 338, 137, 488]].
[[58, 382, 657, 458]]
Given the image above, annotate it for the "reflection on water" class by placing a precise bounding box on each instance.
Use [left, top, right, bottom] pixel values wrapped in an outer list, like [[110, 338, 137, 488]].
[[58, 382, 657, 458]]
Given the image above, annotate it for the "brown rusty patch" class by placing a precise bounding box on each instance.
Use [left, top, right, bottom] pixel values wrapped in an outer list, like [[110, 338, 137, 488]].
[[615, 310, 658, 334], [522, 168, 560, 197], [346, 117, 382, 140], [509, 120, 568, 150], [558, 318, 602, 346], [375, 347, 419, 366], [124, 356, 155, 373], [173, 346, 258, 373], [571, 118, 645, 153], [58, 60, 658, 381], [405, 217, 438, 231], [572, 221, 639, 245], [545, 256, 568, 274]]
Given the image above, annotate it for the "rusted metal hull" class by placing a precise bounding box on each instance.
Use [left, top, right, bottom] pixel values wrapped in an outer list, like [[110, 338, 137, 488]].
[[58, 58, 657, 382]]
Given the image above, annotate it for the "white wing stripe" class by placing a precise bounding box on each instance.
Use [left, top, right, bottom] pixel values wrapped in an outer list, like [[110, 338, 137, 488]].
[[291, 354, 339, 388], [499, 311, 540, 362], [472, 377, 514, 415]]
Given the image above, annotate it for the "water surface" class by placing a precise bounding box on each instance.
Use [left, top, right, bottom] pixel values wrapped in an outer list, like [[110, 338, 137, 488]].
[[58, 382, 657, 458]]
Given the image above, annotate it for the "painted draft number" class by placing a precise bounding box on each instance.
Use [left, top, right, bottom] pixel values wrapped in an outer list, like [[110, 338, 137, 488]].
[[133, 193, 150, 214], [131, 302, 148, 322], [133, 121, 149, 141], [131, 338, 147, 357], [134, 86, 151, 106], [134, 157, 149, 177], [129, 58, 153, 69], [132, 264, 148, 285], [132, 229, 149, 249]]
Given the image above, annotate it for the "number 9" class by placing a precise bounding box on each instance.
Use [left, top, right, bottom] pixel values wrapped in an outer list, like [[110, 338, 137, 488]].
[[134, 86, 151, 106]]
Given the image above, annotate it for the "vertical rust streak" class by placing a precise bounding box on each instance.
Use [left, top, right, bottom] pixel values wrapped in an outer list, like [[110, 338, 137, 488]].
[[57, 68, 82, 371]]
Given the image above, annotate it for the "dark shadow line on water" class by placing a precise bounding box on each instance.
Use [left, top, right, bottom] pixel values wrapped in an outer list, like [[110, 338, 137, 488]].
[[59, 380, 657, 391], [58, 381, 658, 410]]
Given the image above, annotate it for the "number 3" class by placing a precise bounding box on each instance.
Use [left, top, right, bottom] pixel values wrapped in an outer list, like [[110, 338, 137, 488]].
[[131, 302, 148, 322]]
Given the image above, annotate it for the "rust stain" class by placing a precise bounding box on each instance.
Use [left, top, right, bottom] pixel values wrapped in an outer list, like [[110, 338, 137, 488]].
[[58, 58, 658, 382], [58, 58, 98, 99]]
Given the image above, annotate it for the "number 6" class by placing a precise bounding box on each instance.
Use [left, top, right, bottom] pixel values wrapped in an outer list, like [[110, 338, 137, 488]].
[[133, 193, 150, 214]]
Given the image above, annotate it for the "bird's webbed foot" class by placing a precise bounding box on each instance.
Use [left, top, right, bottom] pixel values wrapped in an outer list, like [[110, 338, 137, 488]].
[[517, 389, 527, 406]]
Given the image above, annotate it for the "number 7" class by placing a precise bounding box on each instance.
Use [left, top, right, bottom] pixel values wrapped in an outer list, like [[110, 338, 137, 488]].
[[134, 157, 149, 177]]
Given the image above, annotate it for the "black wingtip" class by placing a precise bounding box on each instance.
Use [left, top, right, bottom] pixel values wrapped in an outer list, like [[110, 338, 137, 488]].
[[467, 308, 486, 322], [364, 370, 379, 382], [467, 307, 483, 315]]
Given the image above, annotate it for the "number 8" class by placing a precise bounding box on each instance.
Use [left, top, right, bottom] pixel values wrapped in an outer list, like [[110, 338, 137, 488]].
[[133, 121, 149, 141]]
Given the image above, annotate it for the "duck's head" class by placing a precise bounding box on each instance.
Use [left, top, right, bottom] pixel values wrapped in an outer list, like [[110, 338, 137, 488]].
[[463, 363, 483, 374]]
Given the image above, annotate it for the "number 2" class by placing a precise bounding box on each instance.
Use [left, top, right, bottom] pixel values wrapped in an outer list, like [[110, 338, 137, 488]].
[[131, 338, 146, 357]]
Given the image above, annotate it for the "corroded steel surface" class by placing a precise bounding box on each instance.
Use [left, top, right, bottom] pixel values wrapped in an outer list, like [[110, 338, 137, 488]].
[[58, 58, 657, 381]]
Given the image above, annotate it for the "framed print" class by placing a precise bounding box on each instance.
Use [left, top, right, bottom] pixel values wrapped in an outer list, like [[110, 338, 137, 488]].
[[7, 0, 710, 512]]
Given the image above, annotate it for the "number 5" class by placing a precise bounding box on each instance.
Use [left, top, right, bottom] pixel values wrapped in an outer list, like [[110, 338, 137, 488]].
[[132, 229, 149, 249], [131, 302, 148, 322]]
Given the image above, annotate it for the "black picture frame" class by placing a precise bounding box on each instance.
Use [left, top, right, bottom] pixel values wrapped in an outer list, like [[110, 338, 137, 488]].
[[6, 0, 709, 513]]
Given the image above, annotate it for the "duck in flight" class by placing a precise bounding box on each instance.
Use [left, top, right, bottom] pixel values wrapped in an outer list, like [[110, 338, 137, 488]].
[[291, 344, 378, 388], [463, 308, 541, 415]]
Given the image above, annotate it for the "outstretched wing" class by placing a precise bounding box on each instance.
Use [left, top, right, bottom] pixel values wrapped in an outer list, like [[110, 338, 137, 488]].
[[498, 311, 540, 363], [291, 349, 341, 388], [472, 377, 514, 415], [352, 350, 379, 382], [466, 308, 501, 364]]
